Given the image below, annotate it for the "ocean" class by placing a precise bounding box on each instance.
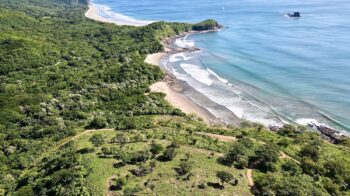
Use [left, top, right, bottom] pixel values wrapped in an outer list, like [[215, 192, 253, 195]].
[[93, 0, 350, 133]]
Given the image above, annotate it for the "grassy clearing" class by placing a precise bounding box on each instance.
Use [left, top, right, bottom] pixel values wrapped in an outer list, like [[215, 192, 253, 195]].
[[75, 130, 251, 195]]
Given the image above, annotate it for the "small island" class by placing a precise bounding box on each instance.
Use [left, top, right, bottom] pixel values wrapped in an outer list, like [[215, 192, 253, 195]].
[[192, 19, 223, 31]]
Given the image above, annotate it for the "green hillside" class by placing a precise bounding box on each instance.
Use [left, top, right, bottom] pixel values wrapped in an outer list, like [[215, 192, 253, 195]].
[[0, 0, 350, 195]]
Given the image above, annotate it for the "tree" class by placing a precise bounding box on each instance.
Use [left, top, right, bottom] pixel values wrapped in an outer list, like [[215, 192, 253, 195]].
[[130, 164, 153, 177], [224, 143, 247, 166], [114, 133, 130, 146], [324, 159, 350, 186], [176, 155, 193, 175], [299, 144, 320, 161], [87, 116, 107, 129], [300, 157, 324, 176], [216, 171, 234, 186], [252, 144, 279, 172], [89, 134, 104, 147], [238, 138, 253, 148], [162, 147, 177, 161], [254, 172, 326, 196], [150, 142, 164, 156], [281, 160, 301, 176]]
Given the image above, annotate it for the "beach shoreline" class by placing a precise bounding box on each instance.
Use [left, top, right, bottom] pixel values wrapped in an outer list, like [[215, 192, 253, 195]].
[[85, 3, 230, 125], [145, 43, 226, 125], [146, 32, 244, 126], [85, 3, 151, 26]]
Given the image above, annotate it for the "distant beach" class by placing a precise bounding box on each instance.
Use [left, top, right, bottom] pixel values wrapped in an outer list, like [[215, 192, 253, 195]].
[[85, 3, 152, 26]]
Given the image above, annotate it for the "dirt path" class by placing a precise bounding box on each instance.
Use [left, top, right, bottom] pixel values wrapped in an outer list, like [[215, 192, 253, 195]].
[[246, 169, 254, 187], [184, 145, 224, 157], [195, 132, 236, 142], [23, 128, 115, 175], [196, 132, 301, 187], [54, 128, 115, 151]]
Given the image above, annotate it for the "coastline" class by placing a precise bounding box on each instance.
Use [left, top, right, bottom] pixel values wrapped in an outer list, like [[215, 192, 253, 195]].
[[84, 1, 348, 140], [146, 49, 221, 125], [85, 2, 229, 125], [146, 34, 242, 126], [85, 3, 151, 26]]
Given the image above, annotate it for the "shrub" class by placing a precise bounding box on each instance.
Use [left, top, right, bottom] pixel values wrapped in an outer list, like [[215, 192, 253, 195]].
[[281, 160, 301, 176], [169, 140, 180, 148], [161, 147, 177, 161], [300, 157, 325, 176], [123, 185, 142, 196], [252, 144, 279, 172], [122, 150, 151, 164], [89, 134, 104, 147], [299, 144, 320, 161], [110, 177, 127, 190], [113, 133, 130, 145], [224, 143, 247, 166], [198, 183, 207, 189], [87, 116, 107, 129], [216, 171, 234, 186], [176, 158, 193, 175], [130, 164, 153, 177], [150, 142, 164, 156]]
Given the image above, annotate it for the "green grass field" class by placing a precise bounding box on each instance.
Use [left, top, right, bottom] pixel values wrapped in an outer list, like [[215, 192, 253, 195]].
[[75, 130, 252, 195]]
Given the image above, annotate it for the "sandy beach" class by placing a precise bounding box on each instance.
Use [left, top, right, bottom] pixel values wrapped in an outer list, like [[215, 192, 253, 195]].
[[146, 51, 218, 124], [85, 4, 151, 26]]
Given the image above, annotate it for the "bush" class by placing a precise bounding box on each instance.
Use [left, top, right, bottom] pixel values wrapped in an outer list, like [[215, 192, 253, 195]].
[[176, 158, 193, 175], [300, 157, 325, 176], [113, 133, 130, 145], [224, 143, 247, 166], [198, 183, 207, 189], [299, 144, 320, 161], [234, 157, 248, 169], [252, 144, 279, 172], [130, 164, 154, 177], [77, 147, 95, 154], [87, 116, 107, 129], [122, 150, 151, 164], [110, 177, 127, 191], [150, 142, 164, 156], [216, 171, 234, 186], [169, 140, 180, 148], [89, 134, 104, 147], [161, 147, 177, 161], [281, 160, 301, 176], [123, 185, 142, 196]]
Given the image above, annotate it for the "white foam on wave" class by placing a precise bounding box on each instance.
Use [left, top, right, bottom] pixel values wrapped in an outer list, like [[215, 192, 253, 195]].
[[180, 63, 214, 86], [207, 68, 229, 84], [296, 118, 321, 126], [169, 53, 193, 62], [226, 105, 244, 119], [244, 114, 284, 127], [175, 38, 195, 48], [92, 3, 154, 26]]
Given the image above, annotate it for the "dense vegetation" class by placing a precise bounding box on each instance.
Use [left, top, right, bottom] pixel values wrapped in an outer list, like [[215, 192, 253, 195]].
[[0, 0, 192, 194], [1, 0, 350, 195], [192, 19, 221, 31]]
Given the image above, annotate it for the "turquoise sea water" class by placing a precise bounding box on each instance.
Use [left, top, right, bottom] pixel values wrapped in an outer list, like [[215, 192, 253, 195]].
[[94, 0, 350, 133]]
